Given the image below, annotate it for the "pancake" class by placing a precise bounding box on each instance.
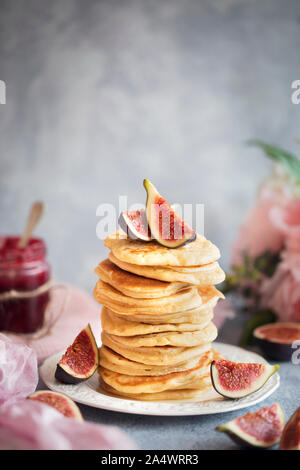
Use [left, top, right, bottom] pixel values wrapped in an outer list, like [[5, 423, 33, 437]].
[[95, 283, 223, 318], [99, 349, 224, 401], [99, 350, 213, 394], [95, 259, 189, 298], [95, 219, 224, 402], [100, 376, 219, 401], [101, 331, 211, 365], [101, 307, 213, 335], [169, 264, 221, 273], [113, 308, 214, 325], [104, 322, 217, 347], [109, 252, 225, 285], [93, 280, 203, 315], [105, 231, 220, 266], [99, 346, 202, 376]]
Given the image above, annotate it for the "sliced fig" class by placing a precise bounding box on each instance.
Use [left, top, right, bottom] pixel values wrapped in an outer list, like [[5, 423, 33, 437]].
[[55, 324, 99, 384], [217, 403, 285, 448], [143, 179, 196, 248], [118, 209, 151, 241], [28, 390, 83, 421], [254, 322, 300, 361], [280, 407, 300, 450], [210, 359, 279, 399]]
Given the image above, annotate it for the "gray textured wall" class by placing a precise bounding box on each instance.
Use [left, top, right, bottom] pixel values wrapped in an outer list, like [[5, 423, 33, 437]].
[[1, 0, 300, 293]]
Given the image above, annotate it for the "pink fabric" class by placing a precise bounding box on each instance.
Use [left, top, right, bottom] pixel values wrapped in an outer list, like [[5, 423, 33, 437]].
[[5, 285, 101, 363], [0, 400, 135, 450], [0, 333, 136, 450], [0, 334, 38, 405]]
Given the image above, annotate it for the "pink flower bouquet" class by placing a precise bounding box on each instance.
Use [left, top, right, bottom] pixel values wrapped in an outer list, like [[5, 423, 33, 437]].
[[225, 141, 300, 343]]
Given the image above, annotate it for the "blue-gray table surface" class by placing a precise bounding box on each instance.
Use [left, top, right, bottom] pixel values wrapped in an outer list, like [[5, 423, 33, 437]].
[[38, 315, 299, 450]]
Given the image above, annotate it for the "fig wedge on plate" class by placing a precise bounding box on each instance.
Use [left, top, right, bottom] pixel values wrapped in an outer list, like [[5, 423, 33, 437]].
[[210, 359, 279, 399], [55, 324, 99, 384], [254, 322, 300, 361], [143, 179, 196, 248], [217, 403, 285, 448], [28, 390, 83, 421], [118, 209, 151, 241], [280, 407, 300, 450]]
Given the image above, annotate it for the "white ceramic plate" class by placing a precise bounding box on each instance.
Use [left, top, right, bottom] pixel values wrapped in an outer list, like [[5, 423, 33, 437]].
[[40, 342, 280, 416]]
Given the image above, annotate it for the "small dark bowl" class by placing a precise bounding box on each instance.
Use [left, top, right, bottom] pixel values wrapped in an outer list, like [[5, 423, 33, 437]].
[[253, 322, 300, 361]]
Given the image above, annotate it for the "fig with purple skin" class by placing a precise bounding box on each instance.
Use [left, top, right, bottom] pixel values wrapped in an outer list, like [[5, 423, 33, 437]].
[[143, 179, 196, 248], [118, 209, 151, 241], [55, 324, 99, 384], [254, 322, 300, 361], [28, 390, 83, 421], [217, 403, 285, 448], [210, 359, 279, 399], [280, 407, 300, 450]]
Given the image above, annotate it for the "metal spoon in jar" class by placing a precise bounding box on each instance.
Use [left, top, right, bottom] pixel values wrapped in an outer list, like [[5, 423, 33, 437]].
[[18, 201, 44, 249]]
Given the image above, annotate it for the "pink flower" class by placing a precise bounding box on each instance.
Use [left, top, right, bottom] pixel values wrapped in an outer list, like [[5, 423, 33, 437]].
[[260, 252, 300, 322], [270, 198, 300, 252], [232, 192, 285, 265]]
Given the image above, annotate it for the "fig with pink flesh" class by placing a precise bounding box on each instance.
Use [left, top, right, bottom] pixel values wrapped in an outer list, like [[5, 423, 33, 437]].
[[55, 324, 99, 384], [280, 407, 300, 450], [118, 209, 151, 241], [28, 390, 83, 421], [144, 179, 196, 248], [254, 322, 300, 361], [210, 359, 279, 399], [217, 403, 285, 448]]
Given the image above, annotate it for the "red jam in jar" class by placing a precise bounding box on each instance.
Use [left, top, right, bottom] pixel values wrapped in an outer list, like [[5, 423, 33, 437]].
[[0, 237, 51, 333]]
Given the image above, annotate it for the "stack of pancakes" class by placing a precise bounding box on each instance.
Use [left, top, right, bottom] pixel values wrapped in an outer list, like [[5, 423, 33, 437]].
[[93, 231, 225, 401]]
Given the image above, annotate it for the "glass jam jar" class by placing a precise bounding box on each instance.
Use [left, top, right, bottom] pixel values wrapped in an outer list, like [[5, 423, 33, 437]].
[[0, 236, 51, 333]]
